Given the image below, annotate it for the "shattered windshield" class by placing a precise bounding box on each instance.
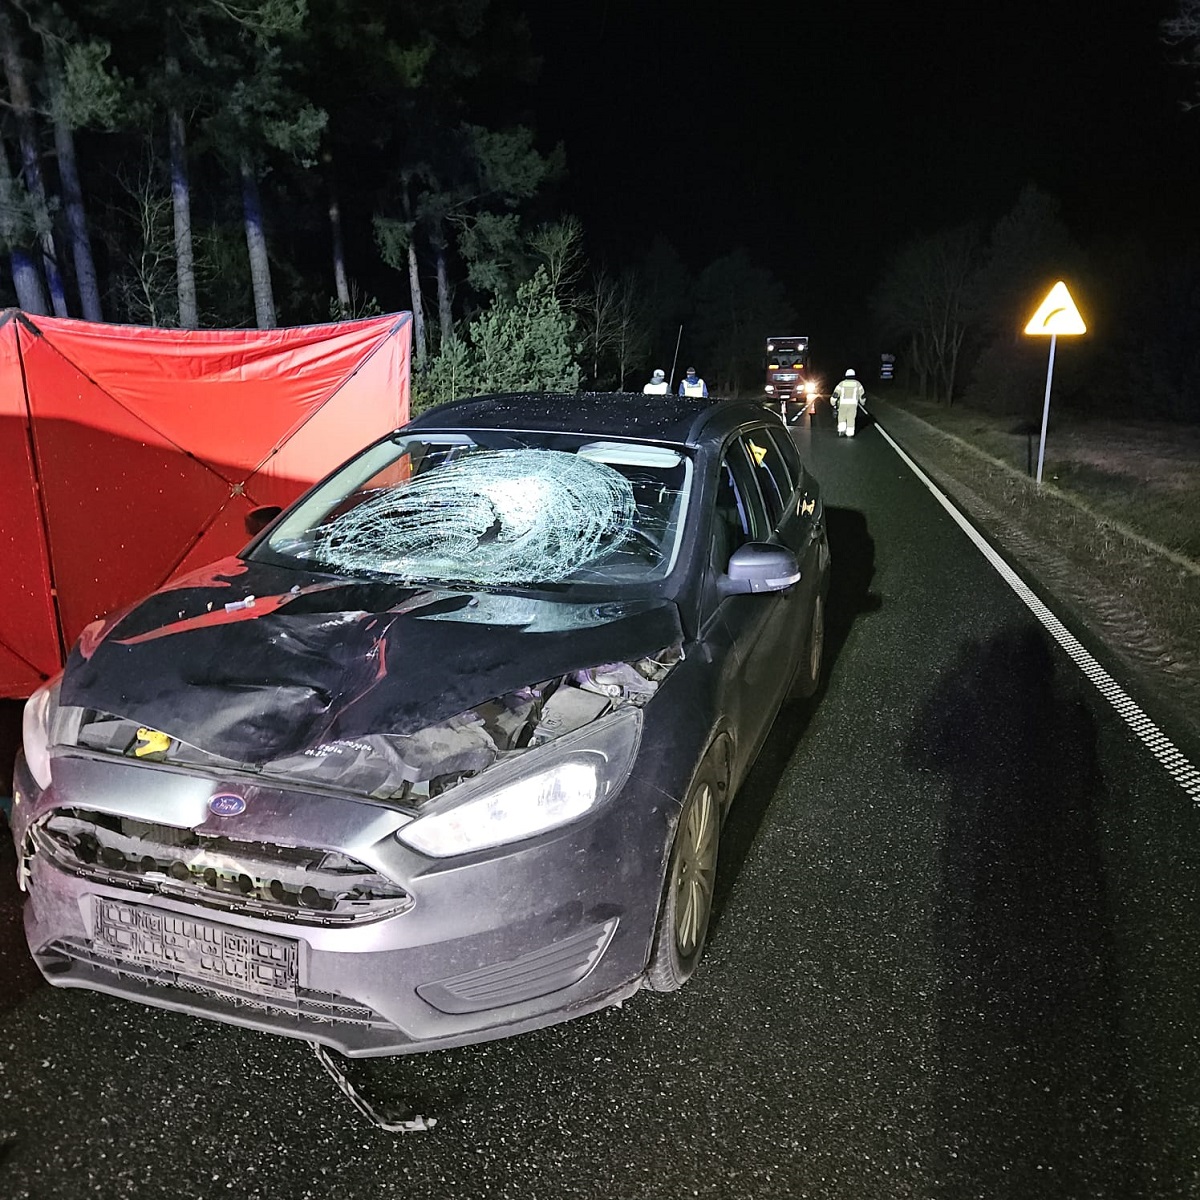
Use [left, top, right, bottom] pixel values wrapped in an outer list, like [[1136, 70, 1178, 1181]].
[[255, 431, 693, 587]]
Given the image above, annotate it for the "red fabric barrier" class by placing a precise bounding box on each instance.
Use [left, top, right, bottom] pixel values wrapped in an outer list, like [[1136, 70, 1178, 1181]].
[[0, 309, 411, 698]]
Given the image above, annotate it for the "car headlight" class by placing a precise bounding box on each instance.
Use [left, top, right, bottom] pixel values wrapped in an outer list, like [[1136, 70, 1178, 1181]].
[[397, 706, 642, 857], [22, 676, 62, 790]]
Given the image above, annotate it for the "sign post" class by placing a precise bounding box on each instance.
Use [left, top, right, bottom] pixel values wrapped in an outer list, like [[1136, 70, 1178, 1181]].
[[1023, 280, 1086, 484]]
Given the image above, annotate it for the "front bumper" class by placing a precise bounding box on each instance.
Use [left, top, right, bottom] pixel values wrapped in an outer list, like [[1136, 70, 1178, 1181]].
[[11, 751, 675, 1056]]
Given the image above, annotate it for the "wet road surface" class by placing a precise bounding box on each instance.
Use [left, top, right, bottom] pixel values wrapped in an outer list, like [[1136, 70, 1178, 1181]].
[[2, 405, 1199, 1198]]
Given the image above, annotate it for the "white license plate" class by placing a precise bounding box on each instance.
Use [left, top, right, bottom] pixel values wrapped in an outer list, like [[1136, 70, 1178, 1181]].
[[92, 899, 299, 998]]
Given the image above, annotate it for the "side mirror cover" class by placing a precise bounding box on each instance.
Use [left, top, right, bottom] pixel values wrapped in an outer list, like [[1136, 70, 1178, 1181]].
[[244, 504, 283, 537], [719, 542, 801, 596]]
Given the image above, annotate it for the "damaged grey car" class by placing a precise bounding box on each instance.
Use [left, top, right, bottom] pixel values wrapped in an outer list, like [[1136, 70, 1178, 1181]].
[[11, 391, 829, 1056]]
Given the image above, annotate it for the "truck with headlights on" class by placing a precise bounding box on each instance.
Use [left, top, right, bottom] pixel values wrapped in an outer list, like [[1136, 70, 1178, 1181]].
[[764, 336, 818, 422]]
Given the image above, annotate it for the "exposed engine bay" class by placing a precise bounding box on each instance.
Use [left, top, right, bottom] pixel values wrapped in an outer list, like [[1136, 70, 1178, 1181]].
[[65, 645, 682, 806]]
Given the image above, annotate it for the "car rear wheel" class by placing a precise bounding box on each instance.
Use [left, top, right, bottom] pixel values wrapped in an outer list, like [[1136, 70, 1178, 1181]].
[[788, 586, 826, 701], [645, 756, 722, 992]]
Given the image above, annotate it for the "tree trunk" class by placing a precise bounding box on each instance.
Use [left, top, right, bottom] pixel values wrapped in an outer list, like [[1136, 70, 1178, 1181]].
[[434, 237, 452, 346], [0, 136, 47, 313], [240, 154, 276, 329], [46, 51, 102, 321], [165, 56, 198, 328], [407, 238, 426, 367], [947, 327, 964, 406], [0, 6, 67, 316], [324, 151, 349, 309], [910, 334, 928, 400], [933, 319, 948, 404]]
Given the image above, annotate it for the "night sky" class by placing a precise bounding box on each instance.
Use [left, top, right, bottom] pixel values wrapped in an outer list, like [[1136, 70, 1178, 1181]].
[[519, 0, 1200, 364]]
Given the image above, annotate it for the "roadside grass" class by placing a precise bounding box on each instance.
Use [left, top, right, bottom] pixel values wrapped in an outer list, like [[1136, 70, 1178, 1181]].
[[870, 394, 1200, 744], [886, 397, 1200, 562], [1046, 461, 1200, 562]]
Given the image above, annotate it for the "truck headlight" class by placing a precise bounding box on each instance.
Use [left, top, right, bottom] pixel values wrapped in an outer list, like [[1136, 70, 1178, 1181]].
[[397, 706, 642, 857], [22, 677, 62, 790], [764, 385, 775, 394]]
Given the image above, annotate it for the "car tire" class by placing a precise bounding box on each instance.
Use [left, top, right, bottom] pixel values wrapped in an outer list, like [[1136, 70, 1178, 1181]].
[[788, 584, 826, 701], [644, 755, 723, 993]]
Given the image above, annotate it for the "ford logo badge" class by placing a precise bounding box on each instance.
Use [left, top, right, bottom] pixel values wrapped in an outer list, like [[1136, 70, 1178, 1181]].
[[208, 793, 247, 817]]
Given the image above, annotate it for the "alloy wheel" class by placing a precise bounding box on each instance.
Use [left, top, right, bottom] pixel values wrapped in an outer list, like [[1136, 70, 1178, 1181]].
[[673, 782, 718, 959], [809, 593, 825, 682]]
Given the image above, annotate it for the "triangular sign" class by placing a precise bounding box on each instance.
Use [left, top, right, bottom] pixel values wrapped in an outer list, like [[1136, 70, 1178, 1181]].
[[1024, 280, 1086, 336]]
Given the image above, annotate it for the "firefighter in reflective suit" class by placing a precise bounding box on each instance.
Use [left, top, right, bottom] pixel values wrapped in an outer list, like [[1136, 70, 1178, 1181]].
[[830, 369, 865, 437]]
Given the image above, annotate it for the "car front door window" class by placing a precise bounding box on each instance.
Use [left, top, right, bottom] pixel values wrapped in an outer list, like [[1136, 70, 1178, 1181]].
[[712, 442, 767, 569]]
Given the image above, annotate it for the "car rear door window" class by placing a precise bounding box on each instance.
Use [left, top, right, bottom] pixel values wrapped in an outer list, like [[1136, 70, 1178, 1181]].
[[767, 427, 804, 493], [739, 431, 794, 529]]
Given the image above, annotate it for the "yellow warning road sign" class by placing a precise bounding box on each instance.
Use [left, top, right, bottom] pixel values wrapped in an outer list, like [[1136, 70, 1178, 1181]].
[[1024, 280, 1086, 336]]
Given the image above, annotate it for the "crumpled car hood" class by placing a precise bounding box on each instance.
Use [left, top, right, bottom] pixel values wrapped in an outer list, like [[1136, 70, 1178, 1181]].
[[61, 556, 682, 765]]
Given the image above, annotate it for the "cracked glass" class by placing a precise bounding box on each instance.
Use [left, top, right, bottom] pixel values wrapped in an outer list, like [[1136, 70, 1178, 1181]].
[[256, 432, 693, 587]]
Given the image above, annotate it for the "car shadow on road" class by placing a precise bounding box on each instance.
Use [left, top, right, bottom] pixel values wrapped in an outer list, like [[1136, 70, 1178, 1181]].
[[710, 504, 880, 933], [821, 505, 882, 667]]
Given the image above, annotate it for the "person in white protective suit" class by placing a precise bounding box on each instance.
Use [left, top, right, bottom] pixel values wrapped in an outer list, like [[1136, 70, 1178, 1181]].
[[830, 368, 866, 437], [643, 368, 670, 394]]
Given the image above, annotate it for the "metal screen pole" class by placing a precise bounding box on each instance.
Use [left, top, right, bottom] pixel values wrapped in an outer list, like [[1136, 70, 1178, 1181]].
[[1035, 333, 1057, 485]]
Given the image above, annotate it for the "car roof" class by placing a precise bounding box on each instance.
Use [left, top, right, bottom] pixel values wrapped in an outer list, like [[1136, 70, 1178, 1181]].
[[403, 391, 780, 449]]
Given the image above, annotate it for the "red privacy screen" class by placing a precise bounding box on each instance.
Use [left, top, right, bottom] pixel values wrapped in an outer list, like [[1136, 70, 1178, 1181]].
[[0, 309, 412, 697]]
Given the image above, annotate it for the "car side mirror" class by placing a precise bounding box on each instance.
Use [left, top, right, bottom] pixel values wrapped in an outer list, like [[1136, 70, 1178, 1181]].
[[719, 542, 801, 596], [244, 504, 282, 536]]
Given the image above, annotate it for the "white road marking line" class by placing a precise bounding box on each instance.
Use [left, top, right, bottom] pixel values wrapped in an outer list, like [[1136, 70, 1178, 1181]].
[[874, 421, 1200, 803]]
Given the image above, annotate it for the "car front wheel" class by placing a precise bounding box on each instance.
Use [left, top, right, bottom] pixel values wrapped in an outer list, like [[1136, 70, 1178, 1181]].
[[788, 585, 826, 701], [645, 756, 722, 992]]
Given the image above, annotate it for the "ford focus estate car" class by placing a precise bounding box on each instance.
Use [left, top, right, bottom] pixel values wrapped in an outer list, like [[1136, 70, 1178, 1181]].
[[11, 392, 829, 1056]]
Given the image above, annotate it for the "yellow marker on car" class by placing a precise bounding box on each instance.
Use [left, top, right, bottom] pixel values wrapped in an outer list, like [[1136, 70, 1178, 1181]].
[[134, 728, 171, 757]]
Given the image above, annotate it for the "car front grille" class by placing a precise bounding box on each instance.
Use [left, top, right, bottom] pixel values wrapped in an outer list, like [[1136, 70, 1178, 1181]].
[[31, 808, 411, 926]]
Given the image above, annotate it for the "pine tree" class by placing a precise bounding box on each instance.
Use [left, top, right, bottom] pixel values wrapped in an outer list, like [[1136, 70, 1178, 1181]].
[[0, 1, 67, 314], [470, 265, 580, 394]]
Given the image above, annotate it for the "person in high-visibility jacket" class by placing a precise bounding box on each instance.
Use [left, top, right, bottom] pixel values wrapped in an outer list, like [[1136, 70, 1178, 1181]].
[[678, 366, 708, 398], [830, 368, 866, 437], [642, 368, 669, 394]]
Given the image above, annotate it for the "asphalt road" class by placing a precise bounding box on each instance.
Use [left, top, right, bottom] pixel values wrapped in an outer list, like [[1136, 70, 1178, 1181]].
[[3, 404, 1200, 1199]]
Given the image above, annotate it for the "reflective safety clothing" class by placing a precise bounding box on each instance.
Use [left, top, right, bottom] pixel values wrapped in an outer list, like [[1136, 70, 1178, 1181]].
[[679, 376, 708, 398], [643, 380, 670, 394], [831, 376, 865, 437]]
